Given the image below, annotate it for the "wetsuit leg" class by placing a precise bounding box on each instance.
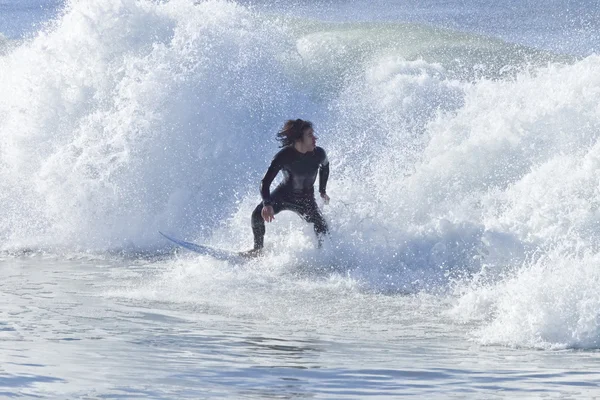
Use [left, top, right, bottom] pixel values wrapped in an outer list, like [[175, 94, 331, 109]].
[[277, 197, 329, 246], [297, 198, 329, 247], [251, 192, 329, 250], [250, 190, 288, 250], [251, 203, 266, 250]]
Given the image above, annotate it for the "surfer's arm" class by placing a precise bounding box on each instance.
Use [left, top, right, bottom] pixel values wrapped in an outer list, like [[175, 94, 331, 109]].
[[260, 154, 284, 206], [318, 149, 329, 195]]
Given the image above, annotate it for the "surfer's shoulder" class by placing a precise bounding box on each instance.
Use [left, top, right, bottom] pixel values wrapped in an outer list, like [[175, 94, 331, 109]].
[[271, 146, 295, 166], [314, 146, 328, 164]]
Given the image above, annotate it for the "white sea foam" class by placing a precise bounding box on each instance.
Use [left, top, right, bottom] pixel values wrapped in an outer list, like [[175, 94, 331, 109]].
[[0, 0, 312, 250], [442, 57, 600, 348]]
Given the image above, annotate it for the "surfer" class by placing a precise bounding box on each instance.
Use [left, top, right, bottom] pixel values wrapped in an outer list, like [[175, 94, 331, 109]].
[[245, 119, 330, 256]]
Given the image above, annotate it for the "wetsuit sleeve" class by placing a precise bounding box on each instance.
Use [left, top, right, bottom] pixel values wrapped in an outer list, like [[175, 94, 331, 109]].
[[319, 149, 329, 195], [260, 151, 285, 206]]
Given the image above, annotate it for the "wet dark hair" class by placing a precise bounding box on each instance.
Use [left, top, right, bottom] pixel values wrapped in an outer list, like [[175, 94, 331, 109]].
[[276, 119, 313, 147]]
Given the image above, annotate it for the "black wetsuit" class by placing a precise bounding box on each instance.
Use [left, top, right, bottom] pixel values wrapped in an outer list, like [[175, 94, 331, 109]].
[[251, 146, 330, 249]]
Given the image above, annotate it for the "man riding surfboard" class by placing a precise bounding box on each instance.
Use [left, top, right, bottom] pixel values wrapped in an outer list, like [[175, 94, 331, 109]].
[[244, 119, 330, 256]]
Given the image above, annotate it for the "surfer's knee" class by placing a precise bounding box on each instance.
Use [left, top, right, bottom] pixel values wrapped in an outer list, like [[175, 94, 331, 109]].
[[309, 210, 328, 236], [251, 204, 266, 250], [251, 204, 264, 227], [315, 222, 328, 249], [314, 218, 328, 236]]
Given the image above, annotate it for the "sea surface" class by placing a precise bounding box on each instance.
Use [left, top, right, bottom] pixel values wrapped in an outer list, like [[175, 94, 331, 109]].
[[1, 0, 600, 398]]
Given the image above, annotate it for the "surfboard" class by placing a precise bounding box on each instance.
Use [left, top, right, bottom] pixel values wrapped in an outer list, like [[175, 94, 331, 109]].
[[159, 231, 245, 262]]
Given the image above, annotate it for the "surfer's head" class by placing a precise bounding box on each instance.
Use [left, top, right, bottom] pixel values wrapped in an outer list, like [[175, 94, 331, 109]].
[[276, 119, 316, 151]]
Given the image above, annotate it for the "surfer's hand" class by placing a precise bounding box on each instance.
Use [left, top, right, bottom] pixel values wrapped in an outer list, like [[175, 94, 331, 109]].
[[320, 193, 330, 205], [262, 205, 275, 222]]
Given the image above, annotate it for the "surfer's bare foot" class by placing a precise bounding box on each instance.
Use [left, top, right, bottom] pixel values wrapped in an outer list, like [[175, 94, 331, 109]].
[[239, 248, 263, 258]]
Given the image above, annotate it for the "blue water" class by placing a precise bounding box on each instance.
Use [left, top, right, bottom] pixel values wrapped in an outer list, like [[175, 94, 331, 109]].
[[241, 0, 600, 55], [3, 256, 600, 398], [1, 0, 600, 398], [0, 0, 62, 39]]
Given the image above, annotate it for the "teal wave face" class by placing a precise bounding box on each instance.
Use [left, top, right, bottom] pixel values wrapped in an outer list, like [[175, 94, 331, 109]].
[[281, 19, 574, 97]]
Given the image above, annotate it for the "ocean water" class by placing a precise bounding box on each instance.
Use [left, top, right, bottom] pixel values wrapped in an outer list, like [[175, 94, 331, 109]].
[[1, 0, 600, 397]]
